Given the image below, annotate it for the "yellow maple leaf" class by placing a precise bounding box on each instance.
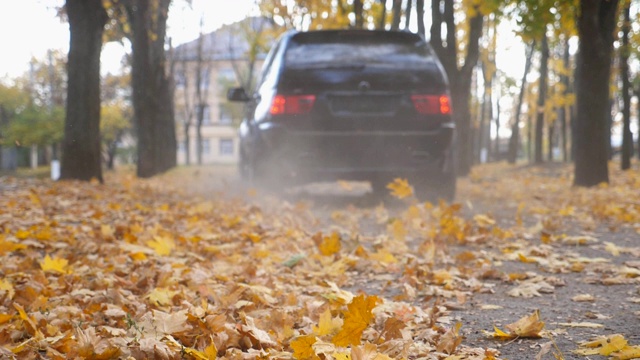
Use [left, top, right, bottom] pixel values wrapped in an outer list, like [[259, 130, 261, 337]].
[[147, 288, 178, 306], [612, 345, 640, 359], [504, 309, 544, 338], [332, 294, 381, 347], [147, 236, 175, 256], [40, 255, 71, 274], [0, 278, 14, 299], [319, 232, 341, 256], [386, 178, 413, 199], [313, 308, 343, 336], [0, 236, 27, 255], [291, 334, 318, 360]]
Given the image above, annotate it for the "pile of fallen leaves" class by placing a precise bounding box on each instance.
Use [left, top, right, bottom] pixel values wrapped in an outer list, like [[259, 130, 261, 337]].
[[1, 161, 639, 359]]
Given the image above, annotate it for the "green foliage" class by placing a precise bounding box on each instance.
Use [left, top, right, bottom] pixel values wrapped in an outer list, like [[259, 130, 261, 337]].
[[2, 105, 64, 147], [101, 103, 131, 144]]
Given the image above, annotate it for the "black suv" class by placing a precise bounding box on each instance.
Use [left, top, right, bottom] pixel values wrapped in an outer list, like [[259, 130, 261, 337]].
[[228, 29, 456, 201]]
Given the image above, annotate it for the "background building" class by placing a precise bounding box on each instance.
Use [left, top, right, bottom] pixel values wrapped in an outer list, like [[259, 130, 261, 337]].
[[172, 17, 279, 165]]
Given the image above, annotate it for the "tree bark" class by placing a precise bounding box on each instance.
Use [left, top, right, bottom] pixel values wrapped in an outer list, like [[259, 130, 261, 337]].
[[508, 41, 535, 164], [125, 0, 177, 178], [60, 0, 107, 182], [391, 0, 403, 30], [431, 0, 483, 176], [573, 0, 618, 186], [621, 1, 632, 170], [560, 36, 570, 162], [354, 0, 364, 29], [535, 33, 549, 164], [416, 0, 426, 37], [378, 0, 388, 30]]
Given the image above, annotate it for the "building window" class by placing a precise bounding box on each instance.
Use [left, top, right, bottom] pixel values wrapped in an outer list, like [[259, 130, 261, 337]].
[[202, 139, 211, 155], [219, 138, 234, 156], [219, 105, 232, 124]]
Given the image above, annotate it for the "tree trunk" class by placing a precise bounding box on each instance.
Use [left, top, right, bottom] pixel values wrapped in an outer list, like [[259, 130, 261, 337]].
[[535, 33, 549, 164], [378, 0, 388, 30], [125, 0, 177, 178], [493, 92, 501, 160], [416, 0, 426, 37], [560, 36, 570, 162], [430, 0, 483, 176], [621, 1, 632, 170], [574, 0, 618, 186], [60, 0, 107, 182], [508, 41, 535, 164], [404, 0, 413, 30], [390, 0, 402, 30], [354, 0, 364, 29]]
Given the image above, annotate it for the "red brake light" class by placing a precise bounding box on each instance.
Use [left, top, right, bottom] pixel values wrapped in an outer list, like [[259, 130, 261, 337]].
[[411, 94, 452, 115], [270, 95, 316, 115]]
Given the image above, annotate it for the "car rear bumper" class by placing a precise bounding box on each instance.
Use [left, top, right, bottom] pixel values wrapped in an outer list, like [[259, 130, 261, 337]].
[[253, 122, 455, 182]]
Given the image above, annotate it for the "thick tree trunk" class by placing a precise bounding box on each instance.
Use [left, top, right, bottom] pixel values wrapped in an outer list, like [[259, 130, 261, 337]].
[[126, 0, 177, 178], [430, 0, 483, 176], [508, 41, 535, 164], [621, 2, 633, 170], [535, 34, 549, 164], [60, 0, 107, 182], [574, 0, 618, 186]]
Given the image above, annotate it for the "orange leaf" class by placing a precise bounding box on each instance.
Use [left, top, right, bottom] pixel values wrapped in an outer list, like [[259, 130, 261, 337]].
[[332, 294, 381, 347], [386, 178, 413, 199], [291, 334, 318, 360], [504, 309, 545, 338], [319, 232, 341, 256]]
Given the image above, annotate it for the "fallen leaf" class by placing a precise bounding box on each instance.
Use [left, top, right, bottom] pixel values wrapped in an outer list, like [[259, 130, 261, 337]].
[[332, 294, 381, 347], [386, 178, 413, 199], [40, 255, 71, 274], [291, 334, 318, 360], [572, 294, 595, 302]]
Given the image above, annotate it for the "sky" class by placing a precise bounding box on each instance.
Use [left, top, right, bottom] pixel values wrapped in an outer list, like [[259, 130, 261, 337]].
[[0, 0, 258, 79]]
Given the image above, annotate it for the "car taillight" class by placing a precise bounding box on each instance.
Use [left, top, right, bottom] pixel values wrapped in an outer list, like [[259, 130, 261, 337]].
[[411, 94, 452, 115], [270, 95, 316, 115]]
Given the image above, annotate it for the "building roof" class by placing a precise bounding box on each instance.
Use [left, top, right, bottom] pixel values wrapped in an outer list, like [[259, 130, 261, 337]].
[[173, 16, 277, 62]]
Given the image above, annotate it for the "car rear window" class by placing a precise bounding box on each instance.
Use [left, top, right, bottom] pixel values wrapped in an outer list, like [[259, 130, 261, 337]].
[[285, 30, 434, 67]]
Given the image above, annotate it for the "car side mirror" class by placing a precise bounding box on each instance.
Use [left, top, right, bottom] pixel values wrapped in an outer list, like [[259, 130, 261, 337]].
[[227, 87, 251, 102]]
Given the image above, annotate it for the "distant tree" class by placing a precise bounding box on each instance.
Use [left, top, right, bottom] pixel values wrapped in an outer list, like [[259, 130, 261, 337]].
[[60, 0, 108, 182], [101, 73, 132, 169], [507, 41, 535, 164], [430, 0, 490, 176], [620, 0, 633, 170], [122, 0, 177, 178], [535, 33, 549, 164], [573, 0, 619, 186], [194, 19, 211, 166]]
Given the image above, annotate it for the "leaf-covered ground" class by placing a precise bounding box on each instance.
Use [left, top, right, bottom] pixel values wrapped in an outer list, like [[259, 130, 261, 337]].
[[0, 162, 639, 359]]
